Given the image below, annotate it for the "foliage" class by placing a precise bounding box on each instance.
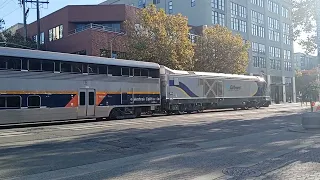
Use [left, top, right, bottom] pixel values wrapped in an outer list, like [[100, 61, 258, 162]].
[[292, 0, 318, 54], [193, 25, 249, 74], [124, 4, 194, 70], [0, 19, 4, 31], [0, 31, 36, 49], [295, 69, 320, 101]]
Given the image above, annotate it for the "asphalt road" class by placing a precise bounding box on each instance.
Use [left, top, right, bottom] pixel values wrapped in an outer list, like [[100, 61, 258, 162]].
[[0, 103, 311, 180]]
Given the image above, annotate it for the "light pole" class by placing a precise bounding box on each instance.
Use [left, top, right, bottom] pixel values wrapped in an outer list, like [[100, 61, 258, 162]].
[[109, 32, 126, 58]]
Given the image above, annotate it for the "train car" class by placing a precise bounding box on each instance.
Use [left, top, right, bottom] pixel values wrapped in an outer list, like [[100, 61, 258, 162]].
[[0, 47, 161, 125], [160, 66, 271, 114]]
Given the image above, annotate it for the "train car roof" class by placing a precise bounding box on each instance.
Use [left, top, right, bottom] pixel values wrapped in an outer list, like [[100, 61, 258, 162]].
[[161, 66, 265, 81], [0, 47, 160, 69]]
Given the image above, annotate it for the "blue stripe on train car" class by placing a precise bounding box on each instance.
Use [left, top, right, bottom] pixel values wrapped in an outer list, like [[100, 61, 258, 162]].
[[98, 94, 161, 106], [169, 80, 198, 97]]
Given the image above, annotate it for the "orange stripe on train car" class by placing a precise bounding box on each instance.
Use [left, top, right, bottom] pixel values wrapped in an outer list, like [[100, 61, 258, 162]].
[[96, 92, 107, 106], [65, 94, 79, 107]]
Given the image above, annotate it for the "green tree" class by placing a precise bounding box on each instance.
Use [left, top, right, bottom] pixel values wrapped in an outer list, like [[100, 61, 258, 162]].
[[296, 69, 320, 101], [0, 31, 36, 49], [292, 0, 318, 54], [193, 25, 249, 74], [124, 4, 194, 70]]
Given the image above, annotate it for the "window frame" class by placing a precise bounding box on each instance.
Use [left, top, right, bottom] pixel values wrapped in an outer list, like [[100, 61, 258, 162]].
[[27, 95, 41, 108]]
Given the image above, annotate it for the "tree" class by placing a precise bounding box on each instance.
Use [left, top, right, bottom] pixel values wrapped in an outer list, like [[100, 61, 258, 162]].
[[193, 25, 249, 74], [292, 0, 318, 54], [0, 19, 4, 31], [296, 69, 320, 102], [124, 4, 194, 70], [0, 31, 36, 49]]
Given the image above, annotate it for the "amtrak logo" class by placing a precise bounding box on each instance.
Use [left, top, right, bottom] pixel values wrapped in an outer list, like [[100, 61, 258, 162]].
[[229, 85, 241, 91]]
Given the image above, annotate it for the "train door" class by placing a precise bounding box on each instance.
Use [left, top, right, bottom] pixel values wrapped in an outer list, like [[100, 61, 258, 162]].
[[78, 88, 96, 117]]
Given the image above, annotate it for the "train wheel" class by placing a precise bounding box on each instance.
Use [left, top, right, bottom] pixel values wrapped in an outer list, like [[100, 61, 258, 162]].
[[233, 108, 239, 111]]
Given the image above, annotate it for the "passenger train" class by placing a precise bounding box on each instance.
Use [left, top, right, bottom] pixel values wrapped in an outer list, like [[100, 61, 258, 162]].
[[0, 47, 271, 125]]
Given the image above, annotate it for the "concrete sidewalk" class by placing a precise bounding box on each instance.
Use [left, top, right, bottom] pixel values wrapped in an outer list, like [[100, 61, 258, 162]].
[[10, 126, 320, 180]]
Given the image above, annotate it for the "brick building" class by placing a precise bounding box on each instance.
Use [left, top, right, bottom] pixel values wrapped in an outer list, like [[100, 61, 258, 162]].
[[17, 4, 137, 58]]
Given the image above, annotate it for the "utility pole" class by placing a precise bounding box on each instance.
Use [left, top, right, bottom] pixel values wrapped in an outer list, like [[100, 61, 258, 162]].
[[25, 0, 49, 49], [21, 0, 28, 42]]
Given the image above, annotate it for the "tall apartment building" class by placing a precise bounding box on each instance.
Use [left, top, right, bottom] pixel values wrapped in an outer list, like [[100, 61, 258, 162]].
[[294, 53, 318, 71], [101, 0, 295, 103]]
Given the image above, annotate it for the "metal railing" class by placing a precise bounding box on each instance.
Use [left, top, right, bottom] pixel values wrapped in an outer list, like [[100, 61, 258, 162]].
[[68, 23, 124, 35]]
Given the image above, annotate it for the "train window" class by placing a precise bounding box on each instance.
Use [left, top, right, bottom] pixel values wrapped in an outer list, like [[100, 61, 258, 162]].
[[42, 60, 54, 72], [61, 62, 72, 72], [134, 68, 141, 76], [88, 64, 98, 74], [149, 69, 160, 78], [79, 92, 85, 105], [141, 69, 149, 77], [122, 67, 130, 76], [98, 65, 107, 74], [29, 59, 42, 71], [108, 65, 121, 76], [6, 96, 21, 108], [27, 96, 41, 108], [0, 97, 5, 107], [7, 58, 21, 70], [71, 63, 82, 73], [89, 92, 95, 105], [22, 58, 28, 70], [54, 61, 61, 72], [0, 57, 7, 69], [82, 64, 88, 73]]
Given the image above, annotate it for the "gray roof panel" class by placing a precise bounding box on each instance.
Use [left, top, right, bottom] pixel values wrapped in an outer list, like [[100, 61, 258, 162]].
[[0, 47, 160, 69]]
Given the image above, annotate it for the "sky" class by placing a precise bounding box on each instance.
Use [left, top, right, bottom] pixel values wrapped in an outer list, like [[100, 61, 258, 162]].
[[0, 0, 309, 54]]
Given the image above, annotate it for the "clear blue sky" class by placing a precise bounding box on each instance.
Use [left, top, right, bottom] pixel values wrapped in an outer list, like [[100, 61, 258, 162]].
[[0, 0, 106, 28]]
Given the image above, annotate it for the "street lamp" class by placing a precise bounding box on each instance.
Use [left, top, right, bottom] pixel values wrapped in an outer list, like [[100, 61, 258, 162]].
[[109, 32, 126, 58]]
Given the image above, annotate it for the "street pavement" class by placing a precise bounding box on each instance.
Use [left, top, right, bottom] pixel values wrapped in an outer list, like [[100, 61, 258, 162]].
[[0, 103, 318, 180]]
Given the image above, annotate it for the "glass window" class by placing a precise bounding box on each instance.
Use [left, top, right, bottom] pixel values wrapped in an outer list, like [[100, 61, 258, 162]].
[[0, 97, 5, 107], [82, 64, 88, 73], [191, 0, 195, 7], [61, 62, 72, 72], [54, 61, 60, 72], [89, 92, 95, 105], [49, 25, 63, 41], [134, 68, 141, 76], [28, 96, 41, 108], [122, 67, 130, 76], [6, 96, 21, 108], [141, 69, 149, 77], [108, 65, 121, 76], [168, 1, 173, 14], [7, 57, 21, 70], [80, 92, 85, 106], [22, 58, 28, 70], [0, 56, 7, 69], [98, 65, 107, 74], [42, 60, 54, 72], [149, 69, 160, 78], [29, 59, 42, 71], [71, 63, 82, 73], [88, 64, 98, 74]]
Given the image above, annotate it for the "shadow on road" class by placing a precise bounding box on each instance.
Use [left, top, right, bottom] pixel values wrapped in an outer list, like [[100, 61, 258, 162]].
[[0, 112, 318, 179]]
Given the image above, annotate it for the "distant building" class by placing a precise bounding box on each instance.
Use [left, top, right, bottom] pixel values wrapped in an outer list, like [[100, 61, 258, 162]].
[[5, 23, 24, 34], [294, 53, 318, 71], [17, 5, 136, 57], [101, 0, 295, 103]]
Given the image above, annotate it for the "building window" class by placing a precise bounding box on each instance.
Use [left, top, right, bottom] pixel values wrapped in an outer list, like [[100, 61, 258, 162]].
[[168, 1, 173, 14], [282, 6, 289, 18], [283, 23, 290, 34], [260, 57, 266, 68], [276, 60, 281, 70], [268, 0, 279, 14], [259, 44, 266, 54], [252, 24, 264, 38], [253, 57, 266, 68], [191, 0, 195, 7], [269, 46, 280, 58], [49, 25, 63, 42], [283, 35, 291, 45], [231, 17, 246, 32], [284, 61, 292, 71], [231, 2, 238, 16], [231, 2, 246, 18], [138, 0, 146, 8], [270, 59, 276, 69], [251, 10, 264, 25], [212, 11, 225, 26], [269, 30, 280, 41], [253, 56, 260, 67], [251, 0, 264, 7], [153, 0, 160, 4], [212, 0, 225, 10], [268, 17, 279, 30], [284, 50, 291, 60], [32, 32, 45, 45], [252, 42, 259, 52]]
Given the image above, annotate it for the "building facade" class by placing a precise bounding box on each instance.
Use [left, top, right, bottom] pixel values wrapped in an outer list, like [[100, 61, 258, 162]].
[[294, 53, 318, 71], [102, 0, 295, 103], [17, 4, 136, 58]]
